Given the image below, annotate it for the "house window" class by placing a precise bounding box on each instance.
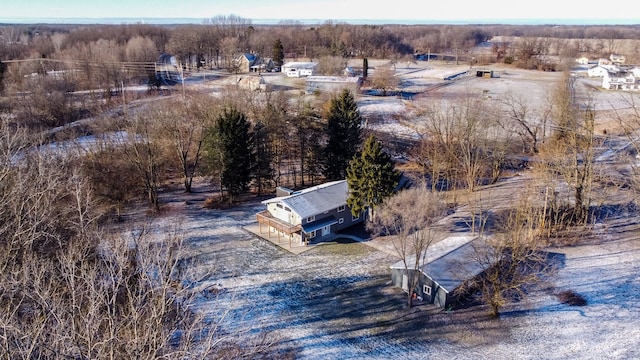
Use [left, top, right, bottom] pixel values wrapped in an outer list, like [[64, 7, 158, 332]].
[[352, 213, 360, 221], [306, 215, 315, 223], [338, 218, 344, 224], [309, 231, 316, 238], [337, 205, 345, 212], [284, 206, 291, 212], [276, 204, 283, 209], [423, 285, 432, 296]]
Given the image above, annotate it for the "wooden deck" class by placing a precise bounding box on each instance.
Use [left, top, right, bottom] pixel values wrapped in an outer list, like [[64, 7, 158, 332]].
[[255, 210, 303, 248]]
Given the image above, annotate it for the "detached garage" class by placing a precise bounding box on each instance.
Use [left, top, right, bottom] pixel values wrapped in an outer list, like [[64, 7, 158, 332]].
[[390, 235, 481, 309]]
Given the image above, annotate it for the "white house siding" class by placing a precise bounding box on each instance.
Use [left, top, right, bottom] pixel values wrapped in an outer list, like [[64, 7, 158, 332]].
[[603, 70, 638, 90], [588, 66, 609, 77]]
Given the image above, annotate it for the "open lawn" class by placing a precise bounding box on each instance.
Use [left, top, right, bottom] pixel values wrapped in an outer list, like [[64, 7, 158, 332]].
[[133, 169, 640, 359]]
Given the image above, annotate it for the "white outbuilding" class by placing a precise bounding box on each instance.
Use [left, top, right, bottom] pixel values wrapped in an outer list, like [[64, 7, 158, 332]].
[[282, 62, 318, 78]]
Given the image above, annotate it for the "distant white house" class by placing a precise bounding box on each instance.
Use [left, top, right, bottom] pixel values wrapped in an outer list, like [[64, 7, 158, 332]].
[[598, 58, 613, 66], [588, 65, 616, 77], [282, 62, 318, 78], [575, 56, 590, 65], [610, 54, 626, 64], [603, 70, 638, 90]]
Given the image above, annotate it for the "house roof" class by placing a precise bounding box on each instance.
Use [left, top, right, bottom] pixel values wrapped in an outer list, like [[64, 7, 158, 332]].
[[282, 62, 318, 69], [262, 180, 348, 219], [391, 235, 483, 292], [243, 53, 258, 62], [302, 216, 338, 234], [305, 76, 361, 84]]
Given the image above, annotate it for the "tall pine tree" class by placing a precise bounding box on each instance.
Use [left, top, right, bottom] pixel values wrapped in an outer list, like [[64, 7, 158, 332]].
[[213, 107, 254, 201], [272, 39, 284, 67], [323, 89, 362, 180], [252, 121, 274, 196], [346, 135, 400, 220]]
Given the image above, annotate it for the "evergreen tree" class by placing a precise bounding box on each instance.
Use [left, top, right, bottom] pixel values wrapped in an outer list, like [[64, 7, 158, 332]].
[[363, 57, 368, 79], [272, 38, 285, 67], [346, 135, 401, 220], [252, 121, 274, 196], [323, 89, 362, 180], [213, 107, 254, 201]]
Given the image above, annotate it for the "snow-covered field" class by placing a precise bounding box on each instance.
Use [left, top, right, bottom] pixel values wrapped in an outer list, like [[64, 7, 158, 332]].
[[140, 172, 640, 359], [122, 62, 640, 358]]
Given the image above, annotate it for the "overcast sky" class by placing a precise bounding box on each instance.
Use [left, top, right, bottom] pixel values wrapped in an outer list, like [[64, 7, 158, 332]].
[[2, 0, 637, 24]]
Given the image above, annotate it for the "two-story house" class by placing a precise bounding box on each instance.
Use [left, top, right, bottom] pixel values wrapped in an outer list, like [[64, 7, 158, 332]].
[[256, 180, 364, 245], [603, 69, 638, 90], [235, 53, 276, 73]]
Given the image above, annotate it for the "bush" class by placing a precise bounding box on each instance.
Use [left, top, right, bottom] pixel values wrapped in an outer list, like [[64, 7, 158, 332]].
[[557, 290, 587, 306]]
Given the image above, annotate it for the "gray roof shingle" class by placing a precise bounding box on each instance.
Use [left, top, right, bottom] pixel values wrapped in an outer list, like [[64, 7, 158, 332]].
[[262, 180, 348, 219]]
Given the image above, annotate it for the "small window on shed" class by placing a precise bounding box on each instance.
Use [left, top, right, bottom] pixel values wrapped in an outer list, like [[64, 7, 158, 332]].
[[307, 215, 315, 223], [337, 205, 345, 212], [284, 207, 291, 212], [423, 285, 432, 296], [276, 204, 283, 209]]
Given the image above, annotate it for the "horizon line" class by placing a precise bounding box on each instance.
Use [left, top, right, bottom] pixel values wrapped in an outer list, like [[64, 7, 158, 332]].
[[1, 17, 638, 26]]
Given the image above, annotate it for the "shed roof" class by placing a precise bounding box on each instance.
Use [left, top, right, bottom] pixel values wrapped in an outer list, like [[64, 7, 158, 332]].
[[391, 235, 483, 293], [262, 180, 348, 219]]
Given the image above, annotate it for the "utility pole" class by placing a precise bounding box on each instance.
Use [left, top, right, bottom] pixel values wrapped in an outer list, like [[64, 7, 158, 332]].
[[121, 80, 126, 116]]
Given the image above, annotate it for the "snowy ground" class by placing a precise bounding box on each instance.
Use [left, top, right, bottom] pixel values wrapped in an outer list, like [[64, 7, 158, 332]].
[[113, 62, 640, 358], [135, 169, 640, 359]]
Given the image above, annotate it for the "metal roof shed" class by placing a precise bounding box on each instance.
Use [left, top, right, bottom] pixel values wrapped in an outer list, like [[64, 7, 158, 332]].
[[390, 235, 482, 309]]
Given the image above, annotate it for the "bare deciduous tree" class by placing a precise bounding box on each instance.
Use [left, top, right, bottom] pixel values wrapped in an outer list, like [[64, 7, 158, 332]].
[[496, 91, 549, 154], [461, 190, 551, 317], [119, 111, 166, 211], [369, 63, 399, 96], [0, 123, 276, 357], [156, 96, 217, 193], [368, 185, 447, 308], [541, 74, 598, 223], [417, 96, 500, 193]]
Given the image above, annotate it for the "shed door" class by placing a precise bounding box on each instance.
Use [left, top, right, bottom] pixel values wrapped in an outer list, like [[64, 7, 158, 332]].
[[402, 274, 409, 292], [322, 225, 331, 237]]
